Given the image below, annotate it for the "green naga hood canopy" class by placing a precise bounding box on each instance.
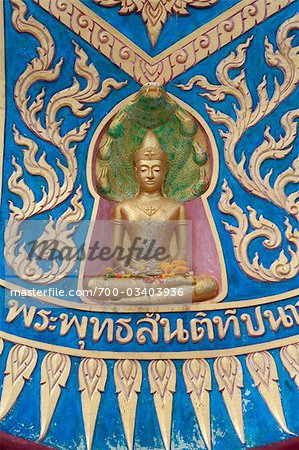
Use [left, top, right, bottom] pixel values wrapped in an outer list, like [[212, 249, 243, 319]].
[[95, 85, 210, 202]]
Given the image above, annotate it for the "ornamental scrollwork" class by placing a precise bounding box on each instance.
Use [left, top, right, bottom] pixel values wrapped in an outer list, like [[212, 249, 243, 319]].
[[5, 0, 127, 284], [178, 14, 299, 282], [218, 181, 299, 282], [32, 0, 296, 85], [93, 0, 219, 47]]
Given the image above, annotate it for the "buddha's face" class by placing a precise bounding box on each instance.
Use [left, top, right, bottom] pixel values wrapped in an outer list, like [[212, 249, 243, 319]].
[[135, 159, 166, 192]]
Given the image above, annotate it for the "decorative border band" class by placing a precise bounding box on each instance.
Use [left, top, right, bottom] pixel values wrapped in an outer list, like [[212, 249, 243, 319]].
[[32, 0, 296, 85], [0, 334, 298, 449], [2, 329, 299, 359]]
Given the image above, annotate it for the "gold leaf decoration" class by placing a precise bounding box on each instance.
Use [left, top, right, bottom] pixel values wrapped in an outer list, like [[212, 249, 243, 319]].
[[148, 360, 176, 450], [79, 358, 108, 450], [178, 15, 299, 282], [183, 359, 212, 450], [246, 351, 293, 435], [214, 356, 245, 444], [39, 352, 71, 441], [7, 0, 126, 283], [114, 360, 142, 450], [178, 15, 299, 218], [218, 181, 299, 282], [280, 344, 299, 389], [5, 177, 85, 284], [0, 345, 38, 420], [93, 0, 218, 47], [11, 0, 127, 211]]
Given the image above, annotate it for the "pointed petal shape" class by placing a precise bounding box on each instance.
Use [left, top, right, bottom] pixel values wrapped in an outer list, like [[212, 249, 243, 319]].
[[183, 359, 212, 450], [0, 344, 38, 420], [148, 360, 176, 450], [280, 344, 299, 388], [114, 359, 142, 450], [39, 352, 71, 441], [79, 358, 108, 450], [247, 351, 294, 435], [214, 356, 245, 444]]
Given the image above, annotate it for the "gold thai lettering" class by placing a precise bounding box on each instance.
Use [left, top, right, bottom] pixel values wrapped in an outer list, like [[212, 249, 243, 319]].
[[190, 313, 214, 343], [33, 309, 52, 332], [212, 309, 241, 340], [160, 318, 189, 344], [59, 313, 89, 340], [89, 317, 114, 343], [6, 300, 36, 328], [263, 307, 295, 333], [136, 314, 160, 345], [115, 319, 134, 344], [5, 300, 299, 346], [240, 306, 266, 337]]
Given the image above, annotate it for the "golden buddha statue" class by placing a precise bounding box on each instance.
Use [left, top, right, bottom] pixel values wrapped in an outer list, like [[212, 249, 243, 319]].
[[87, 130, 219, 304]]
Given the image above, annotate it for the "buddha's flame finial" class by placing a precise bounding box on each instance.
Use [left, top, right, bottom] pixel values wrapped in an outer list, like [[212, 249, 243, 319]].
[[135, 130, 167, 163]]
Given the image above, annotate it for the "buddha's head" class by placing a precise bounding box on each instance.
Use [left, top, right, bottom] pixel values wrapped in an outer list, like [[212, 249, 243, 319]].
[[134, 131, 167, 193]]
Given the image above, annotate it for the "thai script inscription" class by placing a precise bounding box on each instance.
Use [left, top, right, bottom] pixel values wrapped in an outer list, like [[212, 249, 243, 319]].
[[5, 300, 299, 349]]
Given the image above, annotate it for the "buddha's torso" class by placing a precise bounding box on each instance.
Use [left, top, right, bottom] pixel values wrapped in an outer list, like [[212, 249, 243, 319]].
[[114, 196, 186, 274], [117, 196, 184, 221]]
